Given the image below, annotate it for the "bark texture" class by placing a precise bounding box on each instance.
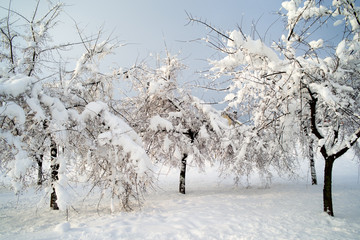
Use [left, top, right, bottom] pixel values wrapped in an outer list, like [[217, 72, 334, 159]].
[[179, 154, 187, 194], [323, 157, 334, 216], [50, 141, 59, 210], [36, 155, 43, 186], [309, 138, 317, 185]]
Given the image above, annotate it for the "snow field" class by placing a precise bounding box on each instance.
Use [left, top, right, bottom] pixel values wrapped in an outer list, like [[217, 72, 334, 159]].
[[1, 157, 360, 240]]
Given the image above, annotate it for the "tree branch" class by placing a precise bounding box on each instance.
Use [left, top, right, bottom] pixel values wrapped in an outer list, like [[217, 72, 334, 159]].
[[333, 127, 360, 160], [185, 11, 234, 42]]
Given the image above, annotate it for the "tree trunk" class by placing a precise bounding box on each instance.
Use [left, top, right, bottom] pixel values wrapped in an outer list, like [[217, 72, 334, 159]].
[[323, 157, 334, 216], [36, 155, 43, 186], [309, 138, 317, 185], [50, 141, 59, 210], [179, 154, 187, 194]]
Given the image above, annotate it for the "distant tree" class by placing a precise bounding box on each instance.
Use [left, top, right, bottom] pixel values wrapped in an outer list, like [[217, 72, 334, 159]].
[[125, 53, 232, 194], [190, 0, 360, 216]]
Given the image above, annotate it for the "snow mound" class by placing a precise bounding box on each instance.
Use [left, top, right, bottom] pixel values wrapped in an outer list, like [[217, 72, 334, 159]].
[[54, 222, 71, 232]]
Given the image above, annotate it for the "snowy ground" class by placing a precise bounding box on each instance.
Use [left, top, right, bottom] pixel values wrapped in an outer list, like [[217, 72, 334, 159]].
[[1, 155, 360, 240]]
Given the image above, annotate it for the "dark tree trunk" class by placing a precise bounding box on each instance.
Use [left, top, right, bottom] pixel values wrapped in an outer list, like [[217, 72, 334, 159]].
[[179, 154, 187, 194], [307, 88, 360, 217], [323, 156, 335, 216], [309, 138, 317, 185], [50, 141, 59, 210], [36, 155, 43, 186], [179, 128, 197, 194]]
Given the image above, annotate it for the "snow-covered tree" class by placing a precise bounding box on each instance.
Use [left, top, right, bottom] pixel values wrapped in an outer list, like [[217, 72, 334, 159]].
[[280, 0, 360, 216], [0, 1, 72, 210], [192, 0, 360, 216], [65, 100, 153, 211], [59, 31, 153, 211], [0, 1, 153, 212], [0, 74, 73, 211], [125, 53, 231, 194]]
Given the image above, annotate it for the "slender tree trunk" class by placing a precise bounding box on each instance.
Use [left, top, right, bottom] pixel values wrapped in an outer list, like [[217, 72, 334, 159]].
[[307, 90, 360, 217], [36, 155, 43, 186], [309, 138, 317, 185], [50, 140, 59, 210], [323, 157, 335, 216], [179, 154, 187, 194]]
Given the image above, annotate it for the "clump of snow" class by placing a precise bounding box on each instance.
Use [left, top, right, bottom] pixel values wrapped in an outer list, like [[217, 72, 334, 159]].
[[102, 110, 144, 146], [26, 97, 46, 121], [242, 37, 280, 62], [148, 79, 168, 95], [309, 39, 324, 49], [282, 1, 299, 20], [53, 181, 71, 211], [224, 93, 236, 102], [163, 135, 172, 153], [99, 131, 151, 176], [309, 83, 339, 106], [0, 102, 26, 125], [283, 0, 329, 23], [228, 30, 244, 48], [336, 40, 346, 58], [2, 136, 33, 193], [12, 150, 32, 179], [72, 41, 111, 77], [49, 98, 69, 125], [5, 148, 33, 193], [333, 19, 343, 27], [0, 75, 36, 97], [82, 104, 153, 180], [211, 31, 280, 72], [149, 115, 173, 131], [81, 101, 108, 120], [53, 154, 71, 211], [199, 125, 210, 139]]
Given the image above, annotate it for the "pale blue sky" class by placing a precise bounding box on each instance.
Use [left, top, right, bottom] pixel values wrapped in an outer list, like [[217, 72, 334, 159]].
[[3, 0, 285, 102], [57, 0, 285, 68], [4, 0, 286, 68]]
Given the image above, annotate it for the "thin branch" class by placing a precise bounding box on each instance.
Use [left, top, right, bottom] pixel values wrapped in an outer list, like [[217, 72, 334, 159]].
[[0, 5, 29, 23], [31, 0, 40, 23], [287, 1, 312, 40], [185, 11, 234, 42], [333, 127, 360, 159]]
